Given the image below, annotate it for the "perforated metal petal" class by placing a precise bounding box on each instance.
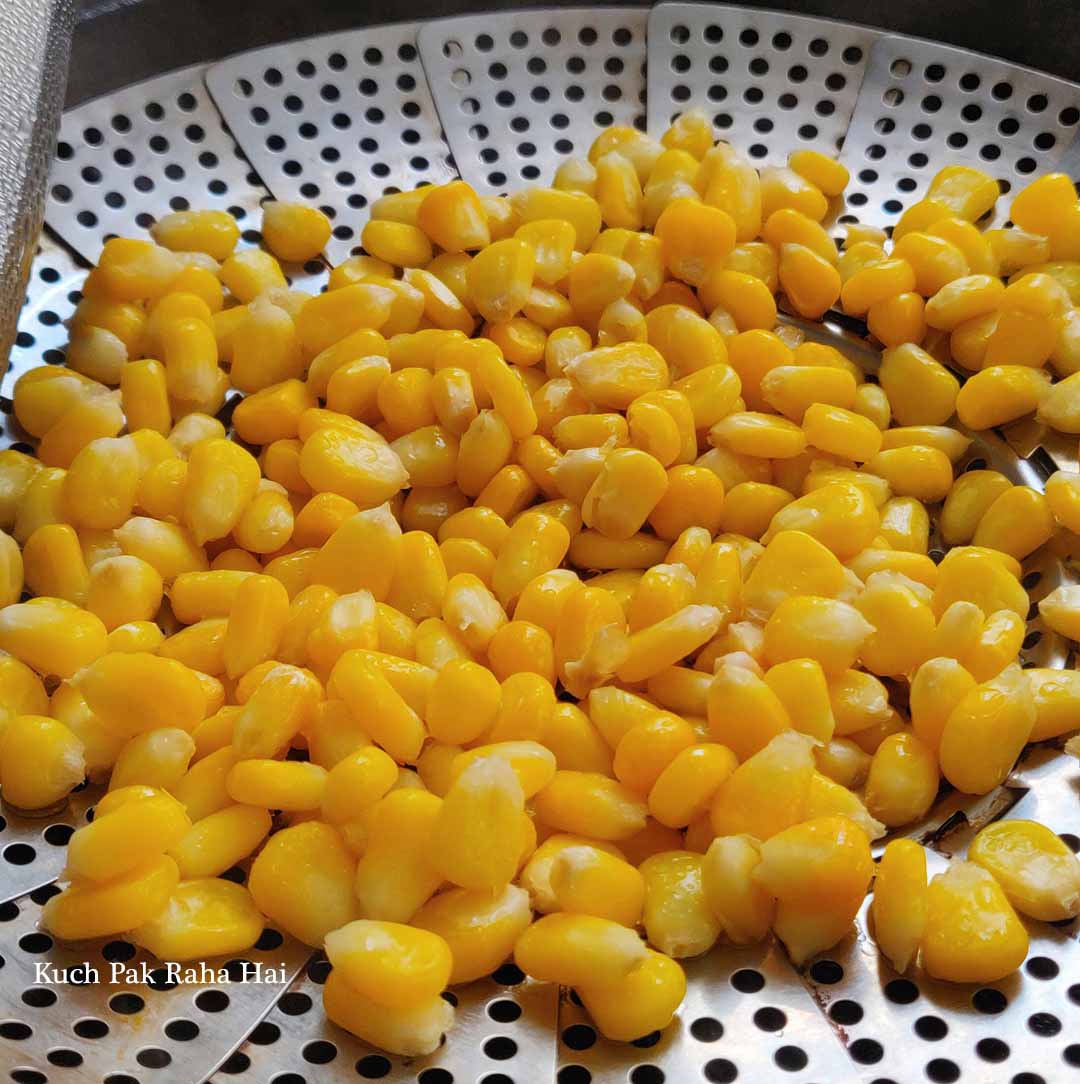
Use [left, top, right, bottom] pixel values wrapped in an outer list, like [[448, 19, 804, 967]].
[[839, 35, 1080, 230], [208, 964, 559, 1084], [0, 886, 308, 1082], [205, 24, 456, 265], [647, 3, 880, 162], [2, 234, 86, 399], [46, 65, 269, 263], [418, 8, 648, 194]]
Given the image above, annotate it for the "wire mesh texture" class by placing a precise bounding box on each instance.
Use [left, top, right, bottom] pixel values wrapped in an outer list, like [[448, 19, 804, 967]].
[[2, 4, 1080, 1083]]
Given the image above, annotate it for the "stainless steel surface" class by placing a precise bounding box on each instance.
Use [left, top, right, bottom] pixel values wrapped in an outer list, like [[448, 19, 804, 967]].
[[205, 24, 456, 265], [2, 5, 1080, 1081], [839, 33, 1080, 232], [418, 8, 648, 194], [646, 4, 879, 164], [0, 0, 76, 367], [0, 884, 309, 1083]]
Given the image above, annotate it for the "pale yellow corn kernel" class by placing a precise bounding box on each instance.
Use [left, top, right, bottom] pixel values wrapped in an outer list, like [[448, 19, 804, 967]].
[[639, 849, 722, 958]]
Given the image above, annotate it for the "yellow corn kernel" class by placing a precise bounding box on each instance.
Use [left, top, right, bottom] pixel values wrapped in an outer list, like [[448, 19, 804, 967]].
[[65, 324, 129, 385], [922, 861, 1028, 983], [131, 876, 263, 961], [637, 850, 721, 957], [969, 819, 1080, 922], [655, 197, 736, 286], [754, 814, 873, 964], [647, 465, 725, 542], [224, 758, 327, 811], [400, 484, 469, 535], [255, 201, 330, 262], [475, 465, 538, 524], [877, 342, 959, 426], [516, 911, 648, 987], [248, 820, 356, 946], [762, 481, 880, 560], [485, 671, 555, 743], [0, 596, 109, 678], [760, 364, 856, 423], [38, 390, 126, 470], [705, 651, 786, 755], [67, 786, 190, 882], [861, 731, 937, 828], [700, 834, 775, 945], [710, 730, 815, 839], [329, 649, 425, 763], [871, 838, 927, 973], [426, 755, 523, 890], [152, 209, 239, 260], [957, 363, 1052, 430], [219, 574, 288, 679], [319, 743, 397, 823], [802, 403, 882, 463], [938, 664, 1034, 794], [578, 947, 687, 1043], [533, 769, 647, 840], [969, 485, 1053, 561], [864, 445, 953, 502], [643, 742, 736, 828], [0, 714, 86, 809], [867, 290, 927, 347], [758, 163, 828, 220], [229, 664, 320, 761], [83, 555, 163, 635], [323, 919, 451, 1012], [42, 855, 180, 941], [20, 523, 87, 605], [778, 243, 841, 319], [322, 969, 452, 1057]]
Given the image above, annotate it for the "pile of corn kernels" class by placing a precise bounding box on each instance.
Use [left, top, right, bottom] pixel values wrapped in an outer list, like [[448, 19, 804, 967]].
[[1, 105, 1080, 1054]]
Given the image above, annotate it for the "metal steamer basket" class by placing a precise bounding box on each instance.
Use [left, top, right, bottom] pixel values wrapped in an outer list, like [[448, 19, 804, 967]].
[[1, 5, 1078, 1082]]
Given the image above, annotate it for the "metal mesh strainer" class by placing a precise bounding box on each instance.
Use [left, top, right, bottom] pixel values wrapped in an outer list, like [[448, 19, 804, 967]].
[[1, 5, 1078, 1082]]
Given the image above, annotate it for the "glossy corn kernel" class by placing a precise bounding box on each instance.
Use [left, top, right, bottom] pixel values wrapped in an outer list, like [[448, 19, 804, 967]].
[[132, 877, 263, 961], [702, 834, 774, 943], [707, 654, 791, 760], [515, 912, 648, 987], [922, 861, 1029, 984], [323, 919, 452, 1011], [754, 814, 873, 964], [534, 770, 647, 840], [110, 727, 194, 791], [939, 664, 1034, 794], [42, 855, 180, 941], [351, 788, 443, 921], [577, 948, 686, 1042], [66, 786, 191, 881], [323, 969, 452, 1057], [0, 714, 86, 810], [969, 819, 1080, 921], [871, 838, 927, 973], [710, 731, 816, 840]]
